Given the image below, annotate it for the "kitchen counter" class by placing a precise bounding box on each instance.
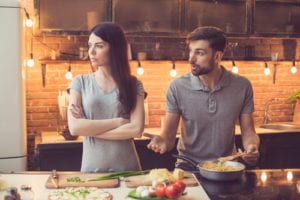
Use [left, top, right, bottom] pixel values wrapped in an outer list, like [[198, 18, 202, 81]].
[[0, 172, 209, 200], [35, 127, 300, 171], [37, 126, 300, 145], [1, 169, 300, 200]]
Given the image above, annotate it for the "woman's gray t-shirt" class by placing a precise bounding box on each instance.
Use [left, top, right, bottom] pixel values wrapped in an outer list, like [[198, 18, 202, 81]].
[[68, 74, 144, 172]]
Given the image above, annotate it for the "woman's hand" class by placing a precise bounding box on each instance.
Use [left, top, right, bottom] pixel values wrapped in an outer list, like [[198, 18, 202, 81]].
[[239, 144, 259, 166], [69, 104, 86, 119], [143, 133, 167, 154]]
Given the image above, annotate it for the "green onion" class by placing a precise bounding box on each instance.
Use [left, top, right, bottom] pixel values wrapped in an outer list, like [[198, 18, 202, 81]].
[[127, 189, 171, 200], [67, 176, 82, 182], [88, 170, 150, 181]]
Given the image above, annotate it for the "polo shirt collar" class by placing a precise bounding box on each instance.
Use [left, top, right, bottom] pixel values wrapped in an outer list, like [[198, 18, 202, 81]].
[[190, 66, 231, 91]]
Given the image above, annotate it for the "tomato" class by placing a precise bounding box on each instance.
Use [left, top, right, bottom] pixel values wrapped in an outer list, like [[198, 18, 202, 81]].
[[165, 183, 181, 199], [155, 183, 166, 197], [174, 179, 186, 193]]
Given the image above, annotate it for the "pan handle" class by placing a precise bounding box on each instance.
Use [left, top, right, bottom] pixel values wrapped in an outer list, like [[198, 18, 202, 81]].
[[172, 154, 199, 168]]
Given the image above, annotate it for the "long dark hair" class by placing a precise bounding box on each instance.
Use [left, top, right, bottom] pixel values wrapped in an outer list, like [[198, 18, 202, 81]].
[[90, 22, 137, 115]]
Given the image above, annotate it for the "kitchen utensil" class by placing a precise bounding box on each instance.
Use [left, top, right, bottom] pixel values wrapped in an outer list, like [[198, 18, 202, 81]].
[[51, 170, 59, 188], [173, 154, 245, 181], [217, 152, 245, 163]]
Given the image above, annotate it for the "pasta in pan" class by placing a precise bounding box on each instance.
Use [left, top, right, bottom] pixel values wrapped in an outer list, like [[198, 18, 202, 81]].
[[200, 161, 239, 171]]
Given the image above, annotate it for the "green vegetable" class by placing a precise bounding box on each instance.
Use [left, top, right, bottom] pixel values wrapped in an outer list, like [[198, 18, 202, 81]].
[[88, 170, 150, 181], [67, 177, 82, 182], [286, 89, 300, 103], [127, 189, 171, 200]]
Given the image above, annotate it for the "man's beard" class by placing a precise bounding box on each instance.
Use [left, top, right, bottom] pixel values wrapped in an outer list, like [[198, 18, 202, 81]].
[[191, 59, 215, 76]]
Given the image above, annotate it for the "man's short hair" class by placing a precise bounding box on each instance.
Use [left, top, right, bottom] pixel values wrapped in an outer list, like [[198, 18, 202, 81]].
[[187, 26, 227, 52]]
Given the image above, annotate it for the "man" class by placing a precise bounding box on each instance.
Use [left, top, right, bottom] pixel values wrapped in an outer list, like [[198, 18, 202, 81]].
[[144, 26, 260, 170]]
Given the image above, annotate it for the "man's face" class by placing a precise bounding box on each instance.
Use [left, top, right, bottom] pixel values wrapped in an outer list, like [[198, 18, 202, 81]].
[[188, 40, 218, 76]]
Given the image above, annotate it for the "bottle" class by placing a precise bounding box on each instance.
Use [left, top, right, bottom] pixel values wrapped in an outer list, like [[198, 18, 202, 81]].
[[4, 187, 21, 200], [20, 185, 34, 200]]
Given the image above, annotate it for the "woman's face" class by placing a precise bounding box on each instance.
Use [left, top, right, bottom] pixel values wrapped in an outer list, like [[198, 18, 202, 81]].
[[88, 33, 110, 68]]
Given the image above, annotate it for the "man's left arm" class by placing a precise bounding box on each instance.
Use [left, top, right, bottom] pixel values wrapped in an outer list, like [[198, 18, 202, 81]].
[[239, 113, 260, 166]]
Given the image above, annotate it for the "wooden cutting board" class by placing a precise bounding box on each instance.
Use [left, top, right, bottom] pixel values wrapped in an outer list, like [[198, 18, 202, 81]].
[[45, 172, 119, 189], [125, 172, 198, 188]]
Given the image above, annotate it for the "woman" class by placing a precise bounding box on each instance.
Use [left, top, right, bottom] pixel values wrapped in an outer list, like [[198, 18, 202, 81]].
[[67, 22, 146, 172]]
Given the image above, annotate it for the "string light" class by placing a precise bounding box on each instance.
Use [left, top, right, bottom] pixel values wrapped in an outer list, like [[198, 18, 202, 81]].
[[24, 8, 33, 27], [27, 38, 34, 67], [260, 172, 267, 183], [264, 61, 271, 76], [287, 171, 293, 181], [170, 61, 177, 77], [231, 60, 238, 74], [137, 60, 144, 75], [65, 64, 73, 80], [291, 60, 297, 74]]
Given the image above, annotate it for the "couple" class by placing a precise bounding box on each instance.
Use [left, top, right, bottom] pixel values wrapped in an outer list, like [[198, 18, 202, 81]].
[[67, 22, 260, 173]]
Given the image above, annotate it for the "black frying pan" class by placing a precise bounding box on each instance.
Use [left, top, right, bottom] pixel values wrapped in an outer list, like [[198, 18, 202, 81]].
[[173, 154, 245, 181]]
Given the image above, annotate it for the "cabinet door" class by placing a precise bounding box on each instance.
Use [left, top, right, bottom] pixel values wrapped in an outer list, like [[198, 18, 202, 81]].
[[36, 143, 82, 171], [113, 0, 183, 34], [255, 1, 300, 36], [187, 0, 248, 35], [259, 133, 300, 169], [36, 0, 109, 34]]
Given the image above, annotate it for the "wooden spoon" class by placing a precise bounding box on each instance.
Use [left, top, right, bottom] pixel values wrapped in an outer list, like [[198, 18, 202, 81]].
[[217, 153, 245, 163]]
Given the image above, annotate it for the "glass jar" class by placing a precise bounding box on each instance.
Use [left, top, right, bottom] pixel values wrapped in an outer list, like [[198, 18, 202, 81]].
[[20, 185, 34, 200]]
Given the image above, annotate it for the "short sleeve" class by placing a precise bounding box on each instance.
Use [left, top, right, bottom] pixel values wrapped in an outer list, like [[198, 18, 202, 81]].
[[67, 75, 83, 94], [166, 80, 180, 114]]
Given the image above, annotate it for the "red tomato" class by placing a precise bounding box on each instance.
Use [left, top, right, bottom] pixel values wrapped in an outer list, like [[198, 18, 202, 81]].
[[165, 183, 181, 199], [155, 183, 166, 197], [174, 179, 186, 193]]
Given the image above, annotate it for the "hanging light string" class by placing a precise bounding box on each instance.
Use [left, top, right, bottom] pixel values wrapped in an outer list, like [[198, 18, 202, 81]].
[[231, 60, 238, 74], [264, 61, 271, 76], [170, 61, 177, 77], [291, 60, 297, 74], [26, 37, 35, 67], [137, 60, 144, 75], [65, 61, 73, 80], [23, 8, 33, 27]]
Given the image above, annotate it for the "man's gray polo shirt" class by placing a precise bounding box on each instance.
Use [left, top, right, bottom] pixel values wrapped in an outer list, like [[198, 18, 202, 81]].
[[166, 66, 254, 163]]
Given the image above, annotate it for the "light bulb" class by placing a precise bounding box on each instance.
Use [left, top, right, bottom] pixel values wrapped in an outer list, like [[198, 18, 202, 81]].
[[65, 65, 73, 80], [27, 59, 34, 67], [291, 66, 297, 74], [170, 61, 177, 77], [287, 171, 293, 181], [65, 71, 73, 80], [260, 172, 267, 183], [27, 53, 34, 67], [264, 67, 271, 76], [137, 67, 144, 75], [232, 66, 238, 74], [26, 18, 33, 27], [264, 62, 270, 76], [170, 69, 177, 77]]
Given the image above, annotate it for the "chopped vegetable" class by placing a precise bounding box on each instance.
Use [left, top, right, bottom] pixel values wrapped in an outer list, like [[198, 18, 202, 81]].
[[88, 170, 150, 181], [128, 189, 171, 200], [67, 176, 82, 182]]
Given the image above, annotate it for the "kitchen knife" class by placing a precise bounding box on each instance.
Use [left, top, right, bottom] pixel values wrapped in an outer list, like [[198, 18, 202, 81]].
[[51, 169, 59, 188]]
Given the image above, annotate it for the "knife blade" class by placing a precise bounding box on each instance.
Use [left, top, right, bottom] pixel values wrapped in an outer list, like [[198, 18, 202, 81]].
[[51, 169, 59, 188]]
